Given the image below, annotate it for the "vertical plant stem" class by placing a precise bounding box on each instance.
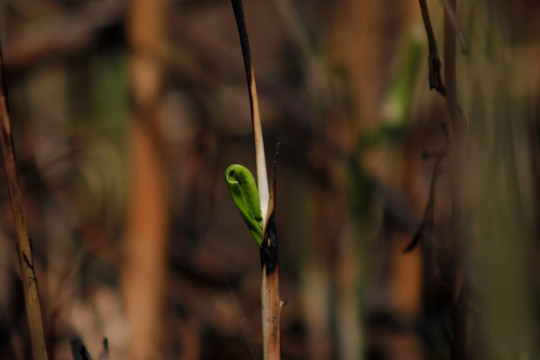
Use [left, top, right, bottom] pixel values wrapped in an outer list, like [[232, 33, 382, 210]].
[[261, 234, 281, 360], [0, 48, 48, 360], [230, 2, 281, 359], [260, 154, 281, 360], [260, 263, 281, 360], [443, 1, 468, 359]]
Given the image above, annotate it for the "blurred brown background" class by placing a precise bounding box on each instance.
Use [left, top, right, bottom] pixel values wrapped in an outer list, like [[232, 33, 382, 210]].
[[0, 0, 539, 359]]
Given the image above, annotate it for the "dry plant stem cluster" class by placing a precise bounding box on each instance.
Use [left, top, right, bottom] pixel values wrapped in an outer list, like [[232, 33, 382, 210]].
[[0, 49, 48, 360], [443, 1, 468, 359], [231, 1, 281, 359], [409, 0, 469, 359]]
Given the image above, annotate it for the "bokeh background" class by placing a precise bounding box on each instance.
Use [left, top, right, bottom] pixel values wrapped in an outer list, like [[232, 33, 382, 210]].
[[0, 0, 539, 359]]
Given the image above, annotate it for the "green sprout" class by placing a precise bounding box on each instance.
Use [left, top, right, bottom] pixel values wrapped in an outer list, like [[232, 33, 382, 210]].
[[225, 164, 264, 246]]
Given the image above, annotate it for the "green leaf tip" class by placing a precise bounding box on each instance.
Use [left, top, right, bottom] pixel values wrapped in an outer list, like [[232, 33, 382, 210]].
[[225, 164, 264, 246]]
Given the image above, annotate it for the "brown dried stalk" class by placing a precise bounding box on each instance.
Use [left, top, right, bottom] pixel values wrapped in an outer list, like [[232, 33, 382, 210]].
[[0, 48, 48, 360], [260, 146, 282, 360], [122, 0, 168, 356]]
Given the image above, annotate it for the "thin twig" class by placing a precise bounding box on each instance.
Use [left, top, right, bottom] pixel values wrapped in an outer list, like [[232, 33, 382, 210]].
[[403, 0, 455, 248], [418, 0, 446, 95], [0, 47, 48, 360], [231, 0, 270, 222], [404, 149, 447, 252]]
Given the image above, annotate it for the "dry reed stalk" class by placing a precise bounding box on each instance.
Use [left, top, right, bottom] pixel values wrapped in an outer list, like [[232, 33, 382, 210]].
[[122, 0, 168, 357], [0, 47, 48, 360]]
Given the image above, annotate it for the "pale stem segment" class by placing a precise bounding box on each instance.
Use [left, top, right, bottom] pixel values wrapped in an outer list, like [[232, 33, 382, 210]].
[[248, 65, 270, 222], [261, 264, 281, 360]]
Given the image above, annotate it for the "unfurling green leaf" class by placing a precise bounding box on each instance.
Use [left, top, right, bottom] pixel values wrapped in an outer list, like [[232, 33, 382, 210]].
[[225, 164, 264, 246]]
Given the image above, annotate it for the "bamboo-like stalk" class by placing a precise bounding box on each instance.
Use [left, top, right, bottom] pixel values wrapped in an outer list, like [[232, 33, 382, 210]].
[[0, 48, 48, 360], [230, 1, 281, 359], [122, 0, 168, 357]]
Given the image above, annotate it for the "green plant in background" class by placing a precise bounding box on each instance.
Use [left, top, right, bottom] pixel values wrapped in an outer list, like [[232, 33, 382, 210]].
[[225, 164, 264, 246]]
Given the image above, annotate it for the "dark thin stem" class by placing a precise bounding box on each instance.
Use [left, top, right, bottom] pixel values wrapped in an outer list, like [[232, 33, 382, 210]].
[[231, 0, 253, 90], [418, 0, 446, 96], [405, 0, 454, 253], [404, 149, 447, 253], [0, 47, 48, 360]]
